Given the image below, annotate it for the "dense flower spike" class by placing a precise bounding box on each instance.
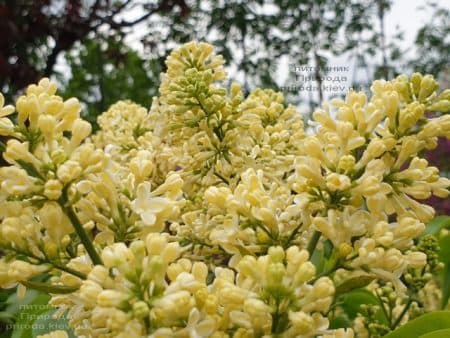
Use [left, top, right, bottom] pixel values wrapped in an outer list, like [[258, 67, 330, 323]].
[[0, 42, 449, 337]]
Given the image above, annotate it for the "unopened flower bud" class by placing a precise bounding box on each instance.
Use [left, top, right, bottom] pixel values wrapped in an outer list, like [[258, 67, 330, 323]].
[[146, 234, 167, 255], [338, 155, 356, 173], [411, 72, 422, 97], [133, 301, 150, 319], [428, 100, 450, 113], [267, 262, 285, 286], [338, 243, 353, 258], [44, 179, 63, 200], [0, 117, 14, 136], [289, 311, 314, 335], [71, 119, 92, 145], [38, 114, 57, 140], [418, 75, 438, 101], [4, 139, 36, 164], [326, 173, 351, 191], [57, 160, 82, 183], [97, 290, 128, 308], [268, 246, 285, 263]]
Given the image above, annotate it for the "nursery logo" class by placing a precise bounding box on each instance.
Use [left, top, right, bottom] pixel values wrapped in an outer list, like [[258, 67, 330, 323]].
[[4, 304, 71, 332], [277, 63, 354, 97]]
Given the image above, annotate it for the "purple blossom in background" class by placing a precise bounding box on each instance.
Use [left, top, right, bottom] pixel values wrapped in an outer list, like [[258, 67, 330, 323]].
[[424, 138, 450, 215]]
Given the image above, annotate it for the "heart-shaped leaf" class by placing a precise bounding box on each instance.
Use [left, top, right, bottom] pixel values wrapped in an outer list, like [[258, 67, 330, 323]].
[[424, 216, 450, 236], [384, 311, 450, 338], [419, 328, 450, 338]]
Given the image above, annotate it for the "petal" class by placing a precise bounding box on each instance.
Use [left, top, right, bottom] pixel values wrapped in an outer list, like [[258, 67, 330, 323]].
[[0, 105, 15, 117], [136, 182, 152, 201], [148, 197, 170, 212], [188, 307, 200, 325], [196, 318, 216, 336], [141, 210, 156, 225]]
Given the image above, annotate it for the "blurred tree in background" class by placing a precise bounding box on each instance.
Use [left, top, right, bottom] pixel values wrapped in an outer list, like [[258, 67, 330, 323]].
[[62, 36, 161, 127], [1, 0, 447, 118], [412, 2, 450, 80], [0, 0, 189, 100], [197, 0, 376, 106]]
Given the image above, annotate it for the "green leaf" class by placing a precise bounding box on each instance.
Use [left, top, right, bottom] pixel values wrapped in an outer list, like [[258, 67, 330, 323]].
[[323, 239, 333, 259], [4, 290, 43, 316], [339, 289, 388, 324], [15, 160, 44, 180], [8, 291, 50, 338], [420, 328, 450, 338], [339, 289, 377, 318], [329, 314, 351, 329], [0, 330, 12, 338], [442, 263, 450, 309], [384, 311, 450, 338], [0, 288, 14, 306], [439, 233, 450, 263], [31, 309, 75, 338], [424, 216, 450, 236], [311, 248, 325, 274], [2, 288, 75, 338], [0, 311, 14, 324], [19, 281, 78, 295], [335, 274, 375, 296], [439, 233, 450, 309]]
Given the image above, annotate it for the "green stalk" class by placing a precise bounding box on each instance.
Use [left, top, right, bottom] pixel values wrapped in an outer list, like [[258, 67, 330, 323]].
[[391, 298, 413, 329], [376, 291, 391, 325], [63, 204, 103, 266], [20, 280, 79, 294], [52, 261, 87, 279], [8, 246, 86, 279], [284, 224, 302, 248]]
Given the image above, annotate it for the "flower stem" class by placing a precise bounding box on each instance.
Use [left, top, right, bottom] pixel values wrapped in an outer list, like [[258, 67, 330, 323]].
[[284, 224, 302, 248], [6, 246, 86, 279], [376, 291, 391, 325], [64, 204, 103, 266], [51, 261, 87, 279], [391, 298, 413, 329]]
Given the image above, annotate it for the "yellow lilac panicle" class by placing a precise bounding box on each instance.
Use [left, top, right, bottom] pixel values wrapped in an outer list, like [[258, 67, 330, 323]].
[[0, 43, 449, 338], [50, 233, 218, 337], [206, 246, 345, 337], [94, 100, 150, 148]]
